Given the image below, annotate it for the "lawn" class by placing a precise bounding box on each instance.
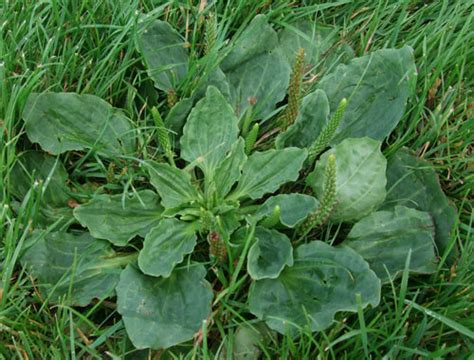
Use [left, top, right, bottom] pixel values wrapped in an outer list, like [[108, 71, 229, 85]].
[[0, 0, 473, 358]]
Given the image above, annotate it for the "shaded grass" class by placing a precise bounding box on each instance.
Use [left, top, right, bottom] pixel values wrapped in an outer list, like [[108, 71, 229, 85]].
[[0, 0, 472, 358]]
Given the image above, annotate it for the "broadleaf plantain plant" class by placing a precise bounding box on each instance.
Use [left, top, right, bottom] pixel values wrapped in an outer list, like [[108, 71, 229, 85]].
[[13, 12, 457, 352]]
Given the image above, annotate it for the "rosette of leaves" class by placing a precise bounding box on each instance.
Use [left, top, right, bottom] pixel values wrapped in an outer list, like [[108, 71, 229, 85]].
[[15, 13, 457, 353], [14, 87, 371, 348], [18, 85, 314, 349], [129, 85, 312, 284]]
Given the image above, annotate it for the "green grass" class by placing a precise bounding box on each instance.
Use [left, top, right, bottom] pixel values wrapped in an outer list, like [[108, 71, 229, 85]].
[[1, 0, 473, 358]]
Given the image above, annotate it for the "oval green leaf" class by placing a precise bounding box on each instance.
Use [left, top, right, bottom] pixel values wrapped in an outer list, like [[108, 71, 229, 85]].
[[317, 46, 417, 144], [221, 15, 279, 72], [138, 219, 197, 277], [164, 97, 194, 141], [276, 89, 329, 149], [11, 151, 70, 207], [213, 138, 247, 198], [147, 162, 200, 209], [225, 49, 291, 119], [343, 205, 437, 281], [254, 194, 319, 228], [116, 264, 213, 349], [247, 227, 293, 280], [248, 241, 381, 335], [192, 66, 231, 101], [23, 92, 135, 156], [278, 22, 337, 66], [181, 86, 239, 177], [21, 231, 124, 306], [232, 323, 274, 360], [384, 149, 457, 258], [307, 137, 387, 222], [139, 20, 188, 91], [74, 190, 162, 246], [232, 147, 307, 200]]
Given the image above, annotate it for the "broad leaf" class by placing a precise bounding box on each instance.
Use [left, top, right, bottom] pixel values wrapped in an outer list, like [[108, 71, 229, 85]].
[[139, 20, 188, 91], [384, 149, 457, 258], [23, 93, 135, 156], [219, 211, 242, 241], [229, 227, 254, 259], [147, 162, 200, 209], [232, 323, 273, 360], [249, 241, 381, 335], [276, 90, 329, 149], [319, 43, 355, 74], [317, 46, 416, 143], [225, 49, 291, 118], [344, 206, 437, 281], [278, 22, 338, 65], [232, 148, 307, 200], [164, 97, 193, 142], [11, 151, 70, 207], [220, 15, 289, 117], [213, 138, 247, 198], [138, 219, 197, 277], [18, 205, 73, 228], [221, 15, 279, 72], [163, 70, 232, 142], [193, 66, 231, 101], [247, 227, 293, 280], [307, 137, 387, 222], [116, 264, 213, 349], [74, 190, 162, 246], [254, 194, 319, 228], [21, 231, 124, 306], [181, 86, 239, 177]]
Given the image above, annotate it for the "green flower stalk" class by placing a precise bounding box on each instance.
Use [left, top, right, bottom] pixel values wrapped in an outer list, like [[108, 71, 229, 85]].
[[245, 123, 259, 154], [307, 98, 347, 165], [106, 162, 116, 183], [241, 102, 255, 136], [279, 48, 305, 131], [167, 89, 178, 109], [204, 13, 217, 56], [299, 154, 337, 237], [200, 207, 214, 232], [208, 230, 227, 264], [200, 208, 227, 263], [151, 107, 175, 166]]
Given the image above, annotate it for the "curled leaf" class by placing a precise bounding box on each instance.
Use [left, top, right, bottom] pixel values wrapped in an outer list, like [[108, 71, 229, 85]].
[[254, 194, 319, 228], [247, 227, 293, 280]]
